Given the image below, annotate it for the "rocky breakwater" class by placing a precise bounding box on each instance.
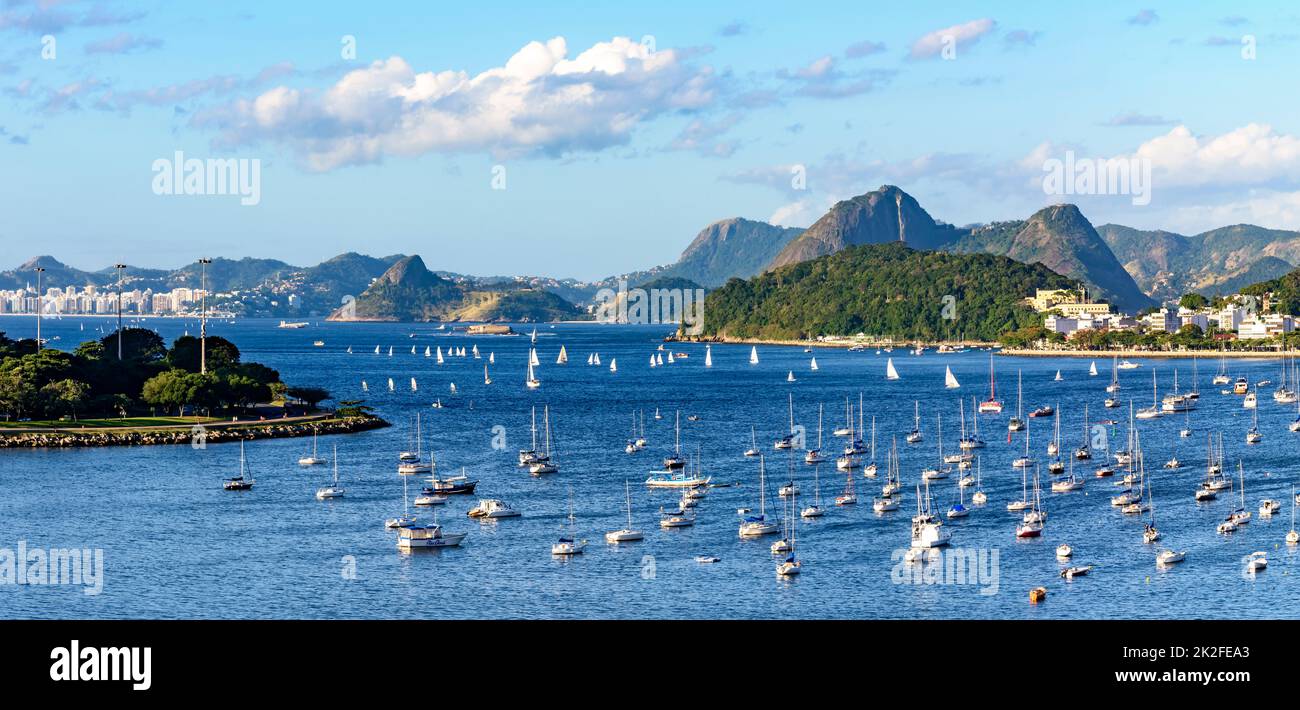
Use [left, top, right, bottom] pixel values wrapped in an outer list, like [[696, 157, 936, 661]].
[[0, 414, 389, 449]]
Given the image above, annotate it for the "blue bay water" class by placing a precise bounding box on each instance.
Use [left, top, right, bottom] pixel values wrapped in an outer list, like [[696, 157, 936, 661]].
[[1, 315, 1298, 619]]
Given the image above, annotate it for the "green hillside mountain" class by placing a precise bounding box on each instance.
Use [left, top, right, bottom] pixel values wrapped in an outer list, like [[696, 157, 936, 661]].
[[1099, 223, 1300, 300], [769, 185, 961, 268], [696, 242, 1074, 341], [663, 218, 803, 287]]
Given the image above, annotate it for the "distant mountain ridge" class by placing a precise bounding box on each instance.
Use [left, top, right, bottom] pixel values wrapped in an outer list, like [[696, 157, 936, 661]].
[[661, 218, 804, 287]]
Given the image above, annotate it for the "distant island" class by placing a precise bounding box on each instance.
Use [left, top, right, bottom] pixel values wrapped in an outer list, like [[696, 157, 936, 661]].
[[0, 329, 385, 447], [326, 255, 588, 323]]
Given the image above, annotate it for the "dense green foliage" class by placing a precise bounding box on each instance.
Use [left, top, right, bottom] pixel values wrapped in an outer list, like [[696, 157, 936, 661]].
[[0, 329, 310, 421], [1241, 266, 1300, 316], [695, 243, 1074, 341]]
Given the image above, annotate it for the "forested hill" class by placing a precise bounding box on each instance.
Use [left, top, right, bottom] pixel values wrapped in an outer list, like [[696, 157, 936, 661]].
[[693, 242, 1074, 341]]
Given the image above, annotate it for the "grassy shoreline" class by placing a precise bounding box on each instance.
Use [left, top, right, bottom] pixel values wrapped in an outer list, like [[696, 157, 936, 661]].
[[0, 413, 389, 448]]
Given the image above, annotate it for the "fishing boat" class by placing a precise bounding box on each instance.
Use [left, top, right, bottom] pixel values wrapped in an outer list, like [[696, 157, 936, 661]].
[[315, 445, 345, 499], [467, 499, 520, 519], [298, 430, 327, 466], [551, 495, 587, 556], [1008, 370, 1026, 431], [739, 456, 780, 537], [978, 353, 1003, 413], [223, 440, 255, 491], [605, 481, 644, 543]]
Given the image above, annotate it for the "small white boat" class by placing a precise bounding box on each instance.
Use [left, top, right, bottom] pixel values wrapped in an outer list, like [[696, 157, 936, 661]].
[[467, 499, 520, 519], [397, 523, 467, 549], [298, 431, 327, 466], [1060, 565, 1091, 579], [1245, 551, 1268, 573], [1055, 543, 1072, 558], [315, 446, 345, 499], [1156, 549, 1185, 566]]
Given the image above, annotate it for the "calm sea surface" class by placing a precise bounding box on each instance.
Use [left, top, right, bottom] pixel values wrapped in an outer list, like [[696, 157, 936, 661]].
[[2, 316, 1298, 619]]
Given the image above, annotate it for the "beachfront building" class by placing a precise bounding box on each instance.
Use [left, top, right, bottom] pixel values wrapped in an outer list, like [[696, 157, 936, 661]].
[[1141, 307, 1180, 333], [1237, 314, 1295, 340]]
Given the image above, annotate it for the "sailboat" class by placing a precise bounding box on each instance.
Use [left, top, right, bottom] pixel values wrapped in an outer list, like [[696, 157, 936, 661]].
[[749, 346, 759, 365], [519, 406, 548, 466], [1246, 404, 1262, 444], [886, 357, 900, 381], [1054, 369, 1062, 382], [1106, 354, 1121, 394], [944, 365, 959, 389], [775, 491, 802, 577], [605, 481, 644, 542], [667, 351, 675, 364], [410, 377, 418, 392], [1008, 370, 1025, 431], [1089, 361, 1097, 377], [704, 345, 712, 368], [361, 380, 369, 392], [804, 404, 825, 464], [525, 359, 540, 389], [223, 440, 255, 490], [786, 370, 796, 382], [315, 444, 345, 499], [745, 425, 760, 457], [483, 364, 492, 385], [610, 358, 618, 373], [801, 458, 825, 517], [489, 352, 495, 364], [387, 378, 395, 392], [1286, 485, 1299, 545], [551, 493, 587, 556], [1212, 348, 1230, 385], [959, 397, 985, 449], [472, 344, 480, 359], [386, 475, 418, 529], [1136, 368, 1160, 419], [388, 346, 393, 357], [978, 353, 1003, 413], [774, 393, 796, 449], [863, 414, 879, 476], [810, 356, 818, 371], [739, 456, 780, 537], [529, 406, 559, 475], [972, 457, 988, 505], [921, 414, 951, 480], [529, 348, 540, 367], [660, 410, 687, 470], [906, 401, 923, 443], [298, 430, 327, 466], [650, 354, 657, 369], [557, 345, 568, 365], [398, 414, 433, 475]]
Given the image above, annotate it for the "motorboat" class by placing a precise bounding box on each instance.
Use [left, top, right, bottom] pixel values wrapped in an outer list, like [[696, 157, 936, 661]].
[[397, 524, 467, 549], [467, 499, 520, 519]]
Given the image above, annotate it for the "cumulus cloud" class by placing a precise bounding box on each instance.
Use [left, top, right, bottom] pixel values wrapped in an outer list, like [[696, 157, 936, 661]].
[[192, 36, 716, 170], [1130, 124, 1300, 188], [909, 19, 997, 59]]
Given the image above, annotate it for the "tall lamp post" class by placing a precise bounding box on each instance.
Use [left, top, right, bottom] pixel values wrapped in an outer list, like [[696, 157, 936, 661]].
[[198, 258, 212, 375], [34, 266, 45, 351], [115, 263, 127, 360]]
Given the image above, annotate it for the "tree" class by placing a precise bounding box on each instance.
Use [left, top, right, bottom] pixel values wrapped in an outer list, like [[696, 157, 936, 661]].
[[141, 369, 218, 416], [1179, 293, 1208, 311], [40, 379, 90, 421], [100, 328, 166, 363], [168, 335, 241, 372], [286, 386, 330, 409]]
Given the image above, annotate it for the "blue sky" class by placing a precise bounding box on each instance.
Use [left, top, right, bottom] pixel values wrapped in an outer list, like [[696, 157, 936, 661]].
[[3, 1, 1300, 279]]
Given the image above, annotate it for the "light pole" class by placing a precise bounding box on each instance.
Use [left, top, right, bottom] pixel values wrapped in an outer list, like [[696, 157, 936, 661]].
[[199, 258, 212, 375], [34, 266, 45, 351], [115, 263, 127, 360]]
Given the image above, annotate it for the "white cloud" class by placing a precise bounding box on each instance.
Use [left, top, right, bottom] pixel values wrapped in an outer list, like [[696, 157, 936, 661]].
[[1131, 124, 1300, 188], [193, 36, 717, 170], [909, 19, 997, 59]]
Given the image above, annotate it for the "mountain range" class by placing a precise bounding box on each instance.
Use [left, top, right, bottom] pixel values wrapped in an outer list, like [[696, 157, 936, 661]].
[[9, 185, 1300, 320]]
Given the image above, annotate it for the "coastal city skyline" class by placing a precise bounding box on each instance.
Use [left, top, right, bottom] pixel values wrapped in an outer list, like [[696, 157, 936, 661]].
[[4, 1, 1300, 280]]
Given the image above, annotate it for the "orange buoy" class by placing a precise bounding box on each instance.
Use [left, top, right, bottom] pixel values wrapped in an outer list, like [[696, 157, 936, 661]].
[[1029, 586, 1048, 603]]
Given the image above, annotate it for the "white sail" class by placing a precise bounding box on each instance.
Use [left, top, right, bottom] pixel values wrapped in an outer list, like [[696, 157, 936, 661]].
[[374, 345, 380, 354], [410, 377, 418, 392], [749, 346, 759, 365], [450, 383, 457, 393], [489, 352, 495, 364], [1054, 370, 1062, 381], [436, 346, 444, 364], [557, 345, 568, 364], [361, 380, 368, 392], [810, 357, 818, 371], [347, 346, 353, 354], [388, 378, 395, 391], [656, 353, 664, 366], [587, 353, 594, 365], [530, 348, 540, 367], [886, 358, 900, 380], [388, 346, 393, 356], [787, 370, 796, 382], [484, 365, 492, 384], [945, 365, 959, 389], [705, 345, 712, 368], [473, 344, 480, 358], [594, 353, 602, 366], [1089, 361, 1097, 376], [667, 351, 675, 364], [411, 346, 416, 355], [650, 355, 657, 368], [610, 358, 618, 373]]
